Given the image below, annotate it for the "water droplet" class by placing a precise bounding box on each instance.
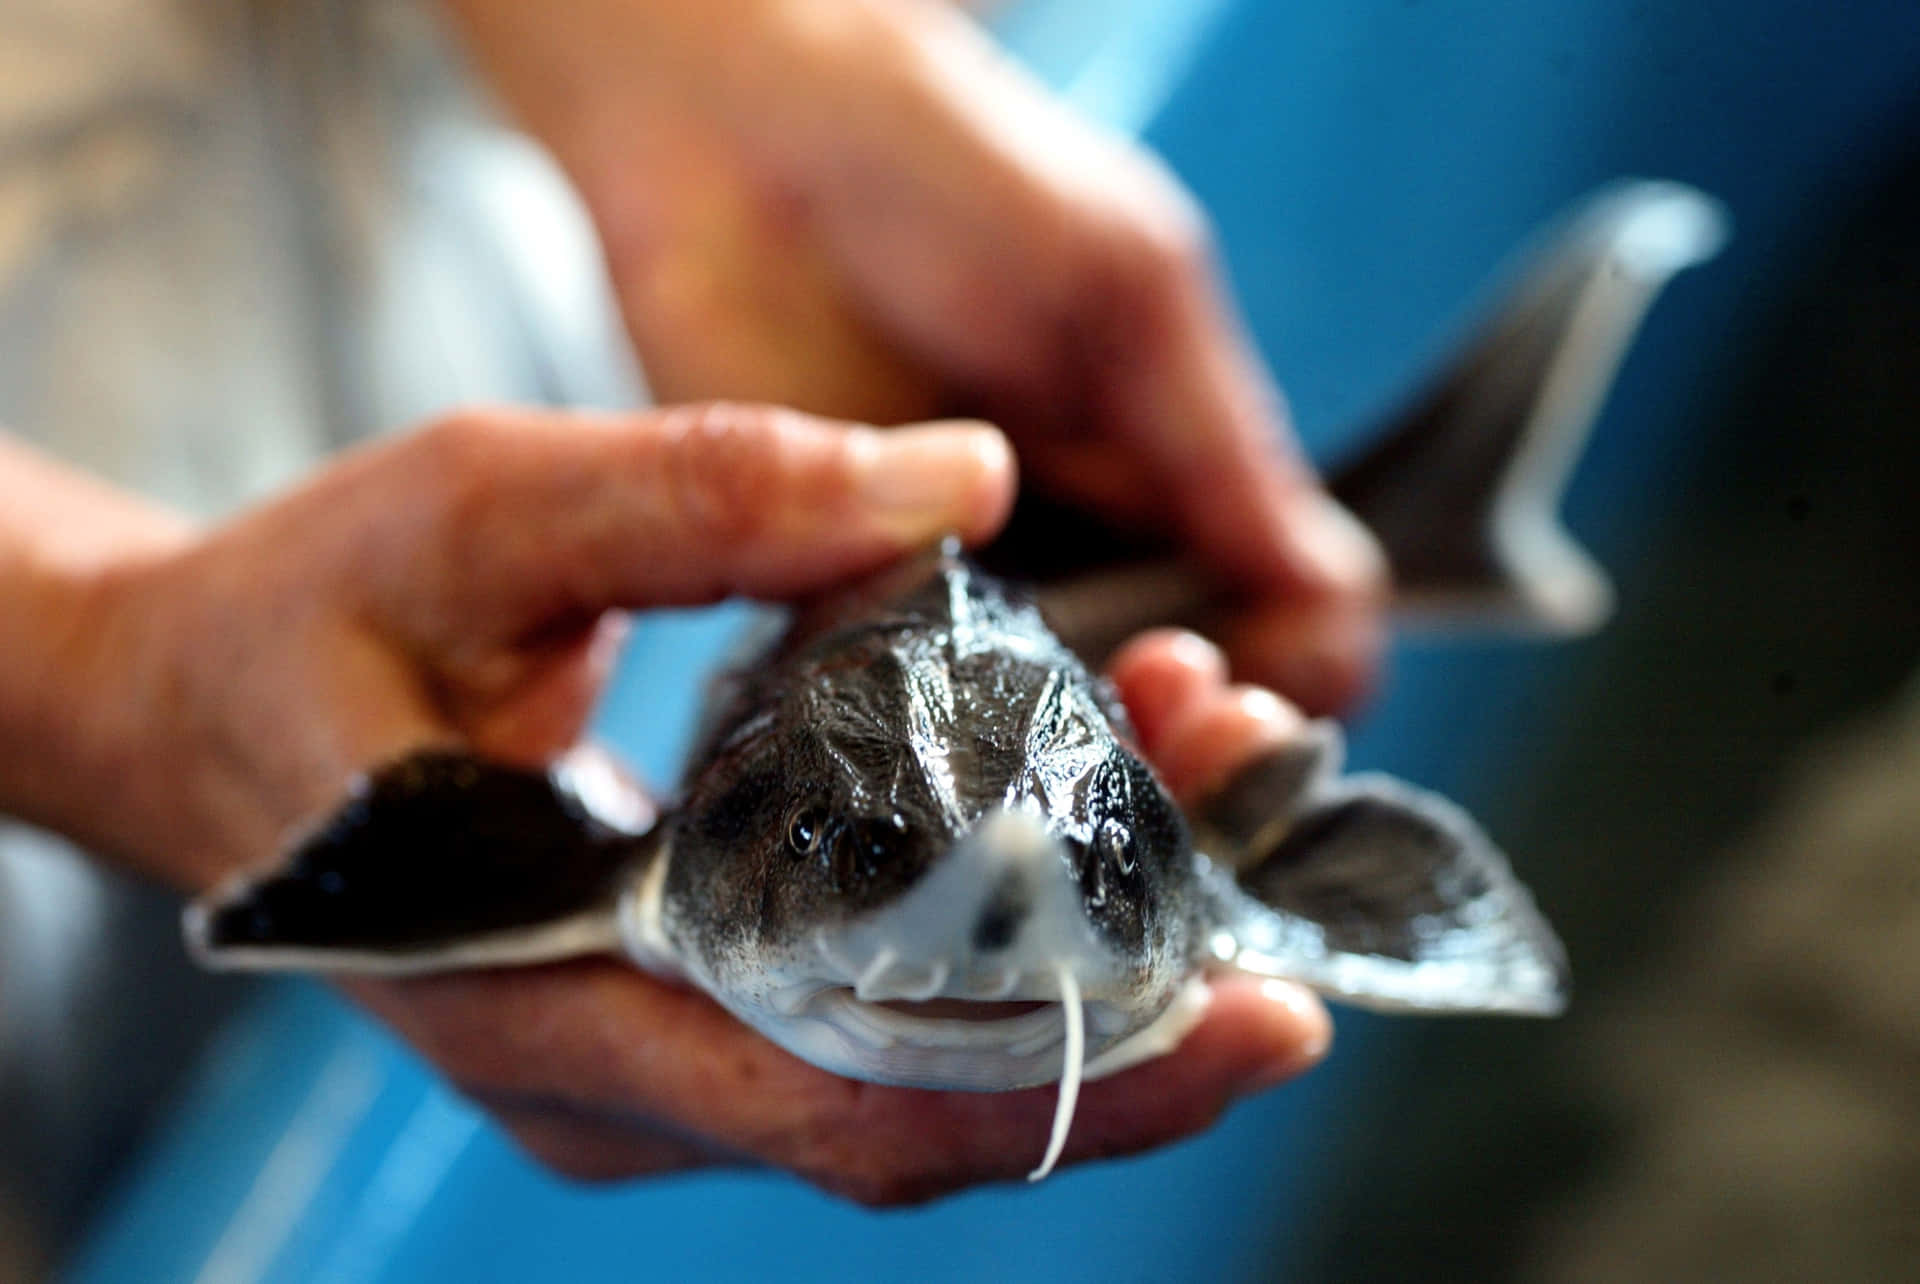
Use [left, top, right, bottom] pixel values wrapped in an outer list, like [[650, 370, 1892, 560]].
[[1101, 818, 1136, 877]]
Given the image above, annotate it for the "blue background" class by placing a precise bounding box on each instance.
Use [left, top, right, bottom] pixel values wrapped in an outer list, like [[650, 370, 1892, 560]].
[[65, 2, 1920, 1281]]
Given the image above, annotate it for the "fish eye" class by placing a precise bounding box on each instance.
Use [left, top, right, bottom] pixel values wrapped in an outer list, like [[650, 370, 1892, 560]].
[[786, 806, 829, 858]]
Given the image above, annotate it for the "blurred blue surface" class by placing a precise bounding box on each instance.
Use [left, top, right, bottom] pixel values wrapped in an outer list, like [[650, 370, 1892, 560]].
[[66, 2, 1920, 1282]]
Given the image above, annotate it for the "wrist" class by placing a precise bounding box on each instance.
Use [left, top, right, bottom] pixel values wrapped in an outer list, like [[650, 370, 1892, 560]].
[[0, 438, 197, 883]]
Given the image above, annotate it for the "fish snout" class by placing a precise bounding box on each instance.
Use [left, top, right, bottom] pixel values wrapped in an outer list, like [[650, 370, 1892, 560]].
[[826, 807, 1121, 1002]]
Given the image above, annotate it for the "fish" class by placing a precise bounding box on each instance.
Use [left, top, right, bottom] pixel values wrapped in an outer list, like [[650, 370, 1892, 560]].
[[183, 181, 1726, 1180]]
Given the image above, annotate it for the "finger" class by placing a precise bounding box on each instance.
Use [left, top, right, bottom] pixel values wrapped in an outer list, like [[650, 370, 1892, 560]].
[[1091, 227, 1387, 609], [1151, 683, 1305, 805], [350, 955, 1327, 1207], [461, 613, 632, 765], [1105, 628, 1227, 755], [1217, 597, 1385, 718], [500, 1115, 722, 1184], [344, 964, 855, 1160], [597, 110, 945, 426], [1110, 629, 1315, 802], [1166, 974, 1331, 1094], [788, 973, 1331, 1205], [482, 1095, 743, 1183], [359, 404, 1015, 651]]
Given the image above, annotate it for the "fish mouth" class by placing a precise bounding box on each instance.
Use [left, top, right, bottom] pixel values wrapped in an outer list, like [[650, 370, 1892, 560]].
[[736, 961, 1195, 1090], [871, 997, 1051, 1021], [728, 967, 1210, 1180], [810, 985, 1125, 1058], [731, 958, 1139, 1092]]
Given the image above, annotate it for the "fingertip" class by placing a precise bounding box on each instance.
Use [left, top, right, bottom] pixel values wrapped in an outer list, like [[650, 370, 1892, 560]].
[[1109, 628, 1227, 687], [1223, 600, 1385, 718], [1273, 490, 1391, 606], [945, 421, 1020, 546], [1202, 975, 1332, 1092], [1107, 629, 1229, 751], [855, 420, 1017, 547], [1254, 978, 1333, 1069], [1151, 681, 1305, 803]]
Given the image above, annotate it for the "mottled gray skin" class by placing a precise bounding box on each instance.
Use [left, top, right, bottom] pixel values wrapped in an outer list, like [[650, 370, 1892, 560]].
[[662, 549, 1196, 1033]]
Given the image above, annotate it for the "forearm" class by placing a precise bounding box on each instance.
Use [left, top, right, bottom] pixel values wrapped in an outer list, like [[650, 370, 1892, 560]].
[[436, 0, 1063, 422], [435, 0, 766, 162], [0, 432, 194, 868], [436, 0, 1001, 197]]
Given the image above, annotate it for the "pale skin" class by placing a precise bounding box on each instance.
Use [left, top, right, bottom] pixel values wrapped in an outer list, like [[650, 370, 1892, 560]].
[[0, 0, 1387, 1204]]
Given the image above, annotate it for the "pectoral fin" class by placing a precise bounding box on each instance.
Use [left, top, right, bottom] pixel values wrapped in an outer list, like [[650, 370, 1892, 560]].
[[1188, 723, 1343, 873], [185, 748, 658, 976], [1200, 771, 1568, 1016]]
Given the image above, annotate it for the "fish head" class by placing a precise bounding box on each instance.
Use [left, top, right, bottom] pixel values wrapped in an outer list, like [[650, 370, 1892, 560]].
[[656, 607, 1199, 1090]]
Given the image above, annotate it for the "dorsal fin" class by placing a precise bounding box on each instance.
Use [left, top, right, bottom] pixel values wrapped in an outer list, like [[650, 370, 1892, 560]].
[[1329, 180, 1728, 633]]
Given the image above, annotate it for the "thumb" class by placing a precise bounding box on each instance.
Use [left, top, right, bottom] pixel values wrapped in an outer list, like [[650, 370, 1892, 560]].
[[362, 403, 1016, 655]]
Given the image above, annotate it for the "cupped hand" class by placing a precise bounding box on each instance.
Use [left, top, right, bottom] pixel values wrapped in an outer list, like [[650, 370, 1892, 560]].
[[57, 403, 1329, 1203], [347, 628, 1331, 1205], [442, 0, 1388, 714]]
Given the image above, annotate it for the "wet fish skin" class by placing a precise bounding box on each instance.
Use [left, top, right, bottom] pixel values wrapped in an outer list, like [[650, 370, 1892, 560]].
[[185, 180, 1729, 1096]]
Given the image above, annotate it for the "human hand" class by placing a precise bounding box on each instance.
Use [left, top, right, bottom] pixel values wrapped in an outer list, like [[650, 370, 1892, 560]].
[[441, 0, 1389, 714], [46, 404, 1009, 892], [32, 405, 1328, 1202], [345, 627, 1331, 1204]]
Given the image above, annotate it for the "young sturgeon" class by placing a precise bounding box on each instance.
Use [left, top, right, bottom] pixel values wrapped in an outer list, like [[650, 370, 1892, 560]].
[[184, 182, 1725, 1180]]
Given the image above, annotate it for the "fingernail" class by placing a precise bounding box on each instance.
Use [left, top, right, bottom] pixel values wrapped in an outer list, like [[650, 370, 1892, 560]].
[[1161, 629, 1229, 682], [857, 422, 1014, 541], [1282, 491, 1389, 601], [1248, 980, 1333, 1089]]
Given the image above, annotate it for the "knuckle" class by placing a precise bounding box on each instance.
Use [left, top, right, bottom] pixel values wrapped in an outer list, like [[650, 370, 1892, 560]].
[[1124, 199, 1212, 301], [1155, 189, 1215, 269], [1081, 148, 1212, 282], [411, 410, 513, 528], [414, 410, 496, 478], [1078, 194, 1218, 355], [656, 402, 805, 544]]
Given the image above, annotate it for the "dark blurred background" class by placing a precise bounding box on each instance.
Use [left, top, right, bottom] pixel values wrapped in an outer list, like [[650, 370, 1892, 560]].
[[3, 1, 1916, 1281]]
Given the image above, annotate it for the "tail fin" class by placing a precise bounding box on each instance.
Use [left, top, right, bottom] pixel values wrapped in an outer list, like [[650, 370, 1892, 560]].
[[1328, 180, 1728, 634]]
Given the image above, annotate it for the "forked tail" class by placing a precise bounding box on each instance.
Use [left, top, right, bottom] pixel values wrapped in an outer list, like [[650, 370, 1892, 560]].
[[1327, 180, 1728, 634]]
